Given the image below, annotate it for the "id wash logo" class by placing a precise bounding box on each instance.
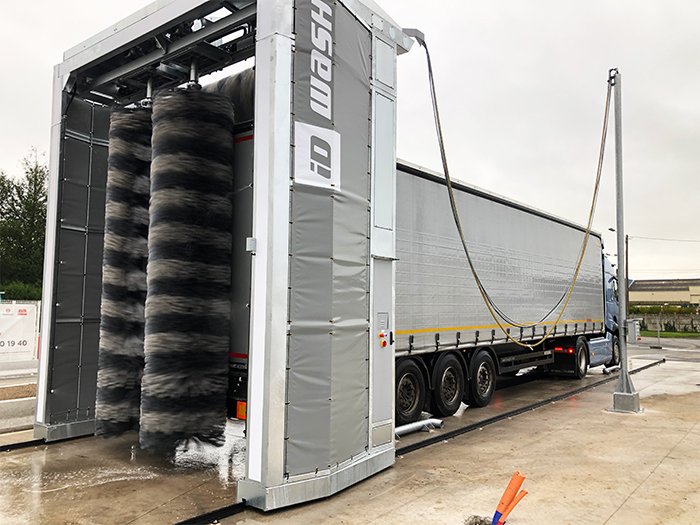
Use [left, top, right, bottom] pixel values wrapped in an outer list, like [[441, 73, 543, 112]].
[[309, 0, 333, 120], [294, 0, 341, 190]]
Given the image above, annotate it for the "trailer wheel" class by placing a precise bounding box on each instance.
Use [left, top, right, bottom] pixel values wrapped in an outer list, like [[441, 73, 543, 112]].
[[396, 358, 427, 425], [466, 351, 496, 407], [430, 353, 465, 417], [574, 337, 589, 379], [607, 335, 620, 367]]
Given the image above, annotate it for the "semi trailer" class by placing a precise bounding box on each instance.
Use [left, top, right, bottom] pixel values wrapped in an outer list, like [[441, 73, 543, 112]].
[[34, 0, 619, 511], [392, 161, 620, 425]]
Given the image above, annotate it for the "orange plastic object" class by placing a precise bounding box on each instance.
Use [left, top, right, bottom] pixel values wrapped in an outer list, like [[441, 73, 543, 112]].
[[496, 471, 526, 516], [236, 401, 247, 420], [497, 489, 528, 525]]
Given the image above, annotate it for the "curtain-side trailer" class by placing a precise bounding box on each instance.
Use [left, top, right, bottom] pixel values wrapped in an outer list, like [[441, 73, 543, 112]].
[[393, 161, 620, 424]]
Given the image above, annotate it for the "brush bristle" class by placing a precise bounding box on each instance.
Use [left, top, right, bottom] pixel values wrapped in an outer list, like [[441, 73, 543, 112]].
[[139, 89, 235, 452], [95, 107, 151, 435]]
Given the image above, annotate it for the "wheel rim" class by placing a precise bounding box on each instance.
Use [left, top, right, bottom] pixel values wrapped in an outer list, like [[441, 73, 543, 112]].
[[440, 367, 459, 405], [398, 373, 419, 415], [476, 362, 492, 396], [578, 347, 586, 371]]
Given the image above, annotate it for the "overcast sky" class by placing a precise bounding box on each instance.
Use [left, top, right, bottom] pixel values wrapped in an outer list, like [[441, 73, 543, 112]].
[[1, 1, 698, 280]]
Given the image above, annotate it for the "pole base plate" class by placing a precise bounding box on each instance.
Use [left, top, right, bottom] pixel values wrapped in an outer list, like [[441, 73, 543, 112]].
[[611, 391, 642, 413]]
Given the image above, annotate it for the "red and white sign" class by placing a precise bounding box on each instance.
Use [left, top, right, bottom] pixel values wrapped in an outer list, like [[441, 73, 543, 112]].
[[0, 302, 39, 362]]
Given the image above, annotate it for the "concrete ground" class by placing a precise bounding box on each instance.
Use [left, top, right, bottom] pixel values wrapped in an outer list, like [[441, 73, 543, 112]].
[[0, 344, 698, 525]]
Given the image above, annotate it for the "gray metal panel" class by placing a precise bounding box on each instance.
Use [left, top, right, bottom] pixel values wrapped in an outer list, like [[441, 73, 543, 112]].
[[395, 167, 605, 352], [329, 3, 371, 467], [231, 134, 254, 361], [88, 145, 109, 229], [83, 233, 104, 320], [64, 98, 93, 136], [372, 93, 394, 230], [55, 229, 86, 320], [286, 188, 333, 471], [59, 181, 88, 227], [43, 98, 110, 435], [49, 323, 82, 424], [371, 260, 392, 424], [63, 138, 91, 184], [286, 0, 371, 476], [78, 321, 100, 414], [286, 188, 333, 474], [371, 421, 392, 446]]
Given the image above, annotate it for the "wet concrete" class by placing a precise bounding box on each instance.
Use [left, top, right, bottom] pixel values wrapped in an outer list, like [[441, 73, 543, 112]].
[[0, 422, 246, 524], [1, 345, 699, 524]]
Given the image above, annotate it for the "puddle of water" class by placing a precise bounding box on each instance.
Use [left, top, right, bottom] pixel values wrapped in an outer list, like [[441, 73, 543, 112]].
[[0, 419, 246, 523], [0, 422, 245, 501]]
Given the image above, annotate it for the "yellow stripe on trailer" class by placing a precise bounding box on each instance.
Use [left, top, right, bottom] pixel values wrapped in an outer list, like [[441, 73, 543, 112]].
[[395, 319, 604, 336]]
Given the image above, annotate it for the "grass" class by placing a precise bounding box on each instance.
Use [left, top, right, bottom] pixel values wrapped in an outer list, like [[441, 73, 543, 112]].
[[640, 330, 700, 339]]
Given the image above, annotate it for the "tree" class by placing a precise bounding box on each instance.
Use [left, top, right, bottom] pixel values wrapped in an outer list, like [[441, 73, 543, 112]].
[[0, 149, 48, 300]]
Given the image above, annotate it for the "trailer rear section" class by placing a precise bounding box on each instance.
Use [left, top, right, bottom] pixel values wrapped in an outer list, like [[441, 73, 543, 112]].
[[394, 162, 613, 424]]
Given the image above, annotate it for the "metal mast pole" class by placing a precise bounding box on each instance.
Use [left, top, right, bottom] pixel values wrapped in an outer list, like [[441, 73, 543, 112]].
[[625, 234, 630, 311], [611, 69, 641, 413]]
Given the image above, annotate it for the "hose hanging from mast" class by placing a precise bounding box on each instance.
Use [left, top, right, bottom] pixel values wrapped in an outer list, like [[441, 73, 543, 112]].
[[405, 29, 614, 348]]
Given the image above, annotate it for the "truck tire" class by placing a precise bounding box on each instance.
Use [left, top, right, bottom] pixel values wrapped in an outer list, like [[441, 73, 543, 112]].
[[430, 353, 465, 417], [396, 358, 427, 425], [607, 335, 620, 367], [466, 350, 496, 408], [574, 337, 589, 379]]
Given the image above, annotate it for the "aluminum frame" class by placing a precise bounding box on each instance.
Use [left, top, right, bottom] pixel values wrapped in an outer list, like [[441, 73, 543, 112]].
[[36, 0, 410, 512]]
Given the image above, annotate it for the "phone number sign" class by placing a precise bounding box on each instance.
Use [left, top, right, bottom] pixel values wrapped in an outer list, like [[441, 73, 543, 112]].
[[0, 303, 38, 362]]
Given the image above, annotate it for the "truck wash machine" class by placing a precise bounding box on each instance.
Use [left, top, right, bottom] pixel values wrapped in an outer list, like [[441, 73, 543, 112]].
[[35, 0, 413, 510]]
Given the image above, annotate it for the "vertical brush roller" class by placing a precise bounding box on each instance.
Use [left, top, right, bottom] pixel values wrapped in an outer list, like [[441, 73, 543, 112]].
[[95, 107, 151, 435], [140, 89, 235, 452], [203, 68, 255, 122], [204, 68, 255, 420]]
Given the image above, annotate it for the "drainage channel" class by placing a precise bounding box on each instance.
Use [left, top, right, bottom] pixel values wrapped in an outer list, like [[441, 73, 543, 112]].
[[395, 358, 666, 456], [175, 502, 248, 525]]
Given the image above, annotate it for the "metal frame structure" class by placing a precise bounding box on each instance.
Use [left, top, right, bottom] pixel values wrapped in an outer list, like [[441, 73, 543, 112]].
[[36, 0, 259, 443], [36, 0, 412, 511]]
